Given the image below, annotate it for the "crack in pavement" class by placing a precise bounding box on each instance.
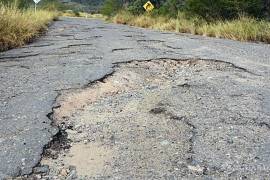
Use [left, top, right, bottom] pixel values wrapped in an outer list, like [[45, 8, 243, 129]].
[[137, 39, 165, 43], [1, 65, 30, 69], [26, 43, 55, 48], [112, 48, 133, 52], [0, 53, 40, 61], [149, 106, 200, 171], [59, 43, 93, 49], [164, 44, 183, 50]]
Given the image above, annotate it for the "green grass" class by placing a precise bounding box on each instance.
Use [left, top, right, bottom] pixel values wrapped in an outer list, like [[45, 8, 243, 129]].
[[0, 4, 58, 51], [112, 11, 270, 43]]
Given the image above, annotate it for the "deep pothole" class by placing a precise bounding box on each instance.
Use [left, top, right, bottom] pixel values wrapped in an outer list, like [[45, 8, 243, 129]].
[[34, 59, 269, 179]]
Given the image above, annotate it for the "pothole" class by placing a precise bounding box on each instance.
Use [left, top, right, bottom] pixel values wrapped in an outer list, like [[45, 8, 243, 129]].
[[36, 59, 270, 179]]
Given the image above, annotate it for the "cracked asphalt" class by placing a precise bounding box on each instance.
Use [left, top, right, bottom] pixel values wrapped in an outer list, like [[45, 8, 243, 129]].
[[0, 17, 270, 179]]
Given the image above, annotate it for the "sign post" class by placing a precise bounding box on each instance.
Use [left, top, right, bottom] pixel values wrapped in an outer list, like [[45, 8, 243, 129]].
[[143, 1, 154, 12], [33, 0, 41, 13]]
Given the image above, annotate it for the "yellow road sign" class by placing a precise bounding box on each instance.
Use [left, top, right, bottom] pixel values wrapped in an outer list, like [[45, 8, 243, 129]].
[[143, 1, 154, 12]]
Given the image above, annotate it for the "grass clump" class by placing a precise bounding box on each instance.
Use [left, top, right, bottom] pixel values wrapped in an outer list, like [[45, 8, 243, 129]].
[[0, 5, 58, 51], [197, 17, 270, 42], [113, 11, 175, 31], [112, 11, 270, 43]]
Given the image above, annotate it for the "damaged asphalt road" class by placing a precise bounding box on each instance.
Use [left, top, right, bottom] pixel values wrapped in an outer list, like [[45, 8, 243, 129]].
[[0, 17, 270, 179]]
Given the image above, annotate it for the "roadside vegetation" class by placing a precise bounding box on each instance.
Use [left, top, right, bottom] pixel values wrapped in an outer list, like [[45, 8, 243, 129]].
[[61, 10, 105, 20], [113, 11, 270, 43], [102, 0, 270, 43], [0, 0, 60, 52]]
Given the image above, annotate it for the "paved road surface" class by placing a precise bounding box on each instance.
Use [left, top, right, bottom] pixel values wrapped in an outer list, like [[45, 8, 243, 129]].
[[0, 17, 270, 179]]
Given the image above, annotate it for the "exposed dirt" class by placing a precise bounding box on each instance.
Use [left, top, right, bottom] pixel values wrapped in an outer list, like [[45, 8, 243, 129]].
[[34, 59, 270, 179]]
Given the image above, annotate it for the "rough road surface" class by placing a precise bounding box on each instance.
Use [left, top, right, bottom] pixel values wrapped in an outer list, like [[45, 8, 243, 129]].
[[0, 17, 270, 179]]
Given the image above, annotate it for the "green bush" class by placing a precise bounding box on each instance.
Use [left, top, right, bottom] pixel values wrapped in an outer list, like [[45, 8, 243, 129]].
[[0, 0, 65, 10], [185, 0, 264, 20], [101, 0, 122, 16], [126, 0, 180, 15], [39, 0, 66, 11], [157, 0, 185, 17], [127, 0, 145, 14], [0, 0, 31, 9]]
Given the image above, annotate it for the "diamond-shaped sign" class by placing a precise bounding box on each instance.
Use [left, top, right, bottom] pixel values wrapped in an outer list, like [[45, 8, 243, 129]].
[[33, 0, 41, 4], [143, 1, 154, 12]]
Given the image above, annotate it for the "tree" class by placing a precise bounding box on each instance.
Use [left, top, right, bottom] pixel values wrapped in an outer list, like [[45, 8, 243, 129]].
[[262, 0, 270, 18], [127, 0, 145, 14], [185, 0, 265, 20], [158, 0, 185, 17], [101, 0, 122, 16]]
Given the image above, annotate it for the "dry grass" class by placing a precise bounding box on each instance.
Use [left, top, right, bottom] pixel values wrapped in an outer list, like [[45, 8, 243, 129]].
[[0, 5, 58, 51], [61, 10, 106, 20], [113, 11, 270, 43], [197, 17, 270, 42]]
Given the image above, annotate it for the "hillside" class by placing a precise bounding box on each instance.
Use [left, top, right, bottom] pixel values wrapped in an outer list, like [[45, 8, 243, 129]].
[[63, 0, 105, 12]]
